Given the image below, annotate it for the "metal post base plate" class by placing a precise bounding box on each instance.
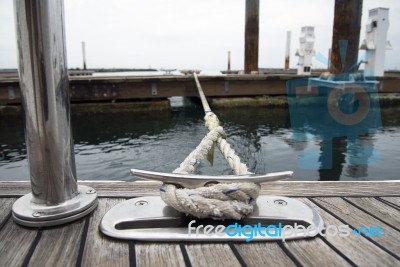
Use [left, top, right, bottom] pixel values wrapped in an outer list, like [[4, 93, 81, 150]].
[[12, 185, 98, 227], [100, 196, 324, 241]]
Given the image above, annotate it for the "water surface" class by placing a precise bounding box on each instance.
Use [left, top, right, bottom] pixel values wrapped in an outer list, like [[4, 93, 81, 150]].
[[1, 99, 400, 181]]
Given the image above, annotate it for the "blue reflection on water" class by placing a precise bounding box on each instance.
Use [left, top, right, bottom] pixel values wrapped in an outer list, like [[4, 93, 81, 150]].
[[286, 76, 385, 180]]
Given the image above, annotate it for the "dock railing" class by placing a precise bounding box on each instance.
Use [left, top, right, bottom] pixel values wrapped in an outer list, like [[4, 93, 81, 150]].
[[11, 0, 97, 227]]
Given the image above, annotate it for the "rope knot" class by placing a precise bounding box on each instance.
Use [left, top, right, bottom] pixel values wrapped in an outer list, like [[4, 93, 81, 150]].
[[204, 112, 220, 131], [160, 183, 260, 220]]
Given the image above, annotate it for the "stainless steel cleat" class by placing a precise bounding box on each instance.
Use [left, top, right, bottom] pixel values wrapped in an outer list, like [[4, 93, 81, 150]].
[[130, 168, 293, 188]]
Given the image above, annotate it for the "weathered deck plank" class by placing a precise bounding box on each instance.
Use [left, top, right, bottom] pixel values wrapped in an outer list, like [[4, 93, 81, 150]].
[[260, 180, 400, 197], [184, 243, 241, 267], [0, 219, 38, 266], [27, 219, 85, 267], [234, 243, 296, 267], [1, 182, 399, 267], [312, 197, 400, 256], [300, 198, 400, 266], [344, 197, 400, 229], [81, 198, 129, 267], [284, 237, 351, 266], [1, 180, 399, 197], [135, 243, 186, 267], [380, 196, 400, 207], [0, 198, 14, 228]]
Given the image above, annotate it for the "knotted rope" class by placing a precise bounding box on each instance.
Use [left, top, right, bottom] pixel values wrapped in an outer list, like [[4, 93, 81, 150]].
[[160, 73, 260, 220]]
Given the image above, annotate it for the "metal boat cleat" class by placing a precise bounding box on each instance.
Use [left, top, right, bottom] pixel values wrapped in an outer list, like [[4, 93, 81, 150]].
[[130, 168, 293, 188], [100, 169, 324, 241], [100, 195, 324, 241]]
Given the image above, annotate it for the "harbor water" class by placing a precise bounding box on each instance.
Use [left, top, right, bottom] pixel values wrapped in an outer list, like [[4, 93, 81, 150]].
[[1, 97, 400, 182]]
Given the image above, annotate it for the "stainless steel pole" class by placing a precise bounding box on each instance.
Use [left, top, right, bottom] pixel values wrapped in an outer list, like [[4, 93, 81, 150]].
[[12, 0, 98, 227]]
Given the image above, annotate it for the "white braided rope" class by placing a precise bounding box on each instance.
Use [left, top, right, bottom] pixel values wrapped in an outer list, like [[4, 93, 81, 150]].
[[160, 183, 260, 220], [204, 112, 249, 175], [161, 111, 260, 220], [173, 126, 226, 174]]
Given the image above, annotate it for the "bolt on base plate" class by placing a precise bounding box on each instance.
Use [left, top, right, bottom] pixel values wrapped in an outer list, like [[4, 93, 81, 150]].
[[100, 195, 324, 241], [12, 185, 98, 227]]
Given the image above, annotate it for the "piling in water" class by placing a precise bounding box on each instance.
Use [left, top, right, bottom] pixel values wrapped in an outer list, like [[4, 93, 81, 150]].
[[285, 31, 291, 70], [244, 0, 259, 74], [227, 51, 231, 72], [330, 0, 363, 74], [82, 41, 87, 70]]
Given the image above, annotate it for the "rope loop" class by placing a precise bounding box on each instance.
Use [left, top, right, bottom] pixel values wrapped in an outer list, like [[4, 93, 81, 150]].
[[160, 183, 260, 220], [161, 113, 259, 219], [159, 75, 259, 220]]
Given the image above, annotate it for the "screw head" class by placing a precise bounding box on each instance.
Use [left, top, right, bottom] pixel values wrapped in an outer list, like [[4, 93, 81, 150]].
[[86, 189, 96, 194], [274, 199, 287, 206], [32, 212, 41, 217], [135, 200, 148, 207]]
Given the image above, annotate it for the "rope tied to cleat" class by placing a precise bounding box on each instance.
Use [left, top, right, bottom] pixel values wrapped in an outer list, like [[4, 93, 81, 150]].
[[160, 72, 260, 220]]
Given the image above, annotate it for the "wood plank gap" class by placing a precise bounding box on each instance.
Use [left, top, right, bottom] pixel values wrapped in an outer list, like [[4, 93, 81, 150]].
[[21, 230, 42, 267], [0, 195, 26, 198], [184, 243, 241, 266], [136, 243, 186, 266], [327, 208, 400, 260], [129, 242, 137, 267], [319, 235, 357, 267], [308, 198, 400, 260], [277, 241, 304, 267], [2, 181, 400, 197], [179, 243, 192, 267], [75, 216, 90, 267], [376, 197, 400, 210], [0, 211, 11, 231], [228, 243, 248, 267], [234, 243, 297, 267], [342, 197, 400, 232], [300, 198, 399, 266], [81, 198, 129, 266]]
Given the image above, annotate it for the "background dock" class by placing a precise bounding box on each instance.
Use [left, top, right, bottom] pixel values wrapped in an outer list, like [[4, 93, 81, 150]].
[[1, 73, 400, 106]]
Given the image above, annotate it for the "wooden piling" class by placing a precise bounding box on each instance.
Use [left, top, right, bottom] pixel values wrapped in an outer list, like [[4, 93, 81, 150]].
[[284, 31, 291, 70], [329, 0, 363, 74], [244, 0, 259, 74], [82, 42, 87, 70], [227, 51, 231, 72]]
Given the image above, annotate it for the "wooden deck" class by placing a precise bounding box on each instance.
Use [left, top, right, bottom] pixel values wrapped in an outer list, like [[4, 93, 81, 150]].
[[0, 181, 399, 266]]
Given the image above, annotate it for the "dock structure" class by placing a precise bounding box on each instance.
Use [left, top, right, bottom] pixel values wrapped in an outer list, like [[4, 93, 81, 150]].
[[0, 181, 399, 266], [1, 73, 400, 106]]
